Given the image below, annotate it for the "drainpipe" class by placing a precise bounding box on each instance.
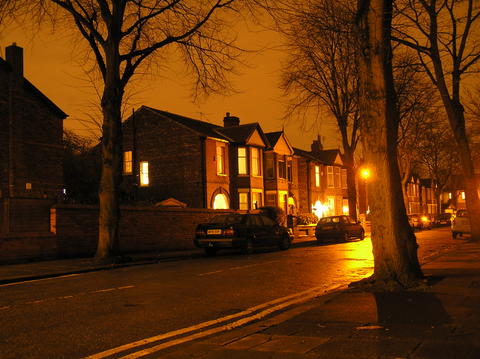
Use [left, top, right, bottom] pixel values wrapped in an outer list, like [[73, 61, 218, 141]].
[[306, 160, 311, 213], [200, 137, 207, 208]]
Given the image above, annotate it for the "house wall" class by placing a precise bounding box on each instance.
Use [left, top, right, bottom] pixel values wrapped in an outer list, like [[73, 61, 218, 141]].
[[0, 65, 63, 201], [123, 110, 205, 207]]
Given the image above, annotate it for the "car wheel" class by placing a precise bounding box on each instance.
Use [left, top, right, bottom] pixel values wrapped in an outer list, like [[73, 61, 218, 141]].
[[204, 248, 217, 256], [279, 235, 291, 250], [342, 232, 349, 242], [359, 229, 365, 240], [243, 238, 254, 254]]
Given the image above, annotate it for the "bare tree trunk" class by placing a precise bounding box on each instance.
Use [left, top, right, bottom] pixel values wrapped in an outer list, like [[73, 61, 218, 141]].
[[95, 44, 124, 262], [343, 151, 358, 221], [355, 0, 422, 288]]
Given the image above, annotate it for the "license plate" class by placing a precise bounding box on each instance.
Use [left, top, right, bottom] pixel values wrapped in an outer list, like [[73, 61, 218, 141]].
[[322, 226, 333, 230], [207, 229, 222, 235]]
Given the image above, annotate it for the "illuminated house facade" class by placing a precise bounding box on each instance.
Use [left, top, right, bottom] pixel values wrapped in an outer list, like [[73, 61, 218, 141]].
[[294, 137, 348, 218], [264, 131, 299, 215], [121, 107, 350, 215], [0, 43, 66, 233]]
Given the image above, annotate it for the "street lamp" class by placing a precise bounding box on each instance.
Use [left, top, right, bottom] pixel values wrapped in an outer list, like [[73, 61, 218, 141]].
[[360, 168, 371, 180]]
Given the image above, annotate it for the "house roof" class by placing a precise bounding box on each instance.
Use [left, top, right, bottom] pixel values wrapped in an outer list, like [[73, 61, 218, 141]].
[[216, 123, 268, 147], [265, 131, 283, 148], [294, 147, 343, 166], [0, 58, 68, 119], [315, 149, 342, 165], [140, 106, 231, 141], [293, 147, 326, 163]]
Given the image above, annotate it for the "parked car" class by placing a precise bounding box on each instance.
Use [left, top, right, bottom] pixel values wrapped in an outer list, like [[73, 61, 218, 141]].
[[451, 209, 471, 239], [194, 213, 292, 256], [315, 215, 364, 243], [408, 214, 432, 230], [434, 213, 452, 227]]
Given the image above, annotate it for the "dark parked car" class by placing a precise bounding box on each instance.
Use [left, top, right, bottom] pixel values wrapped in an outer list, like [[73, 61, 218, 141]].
[[194, 213, 292, 256], [315, 215, 365, 243], [434, 213, 452, 227]]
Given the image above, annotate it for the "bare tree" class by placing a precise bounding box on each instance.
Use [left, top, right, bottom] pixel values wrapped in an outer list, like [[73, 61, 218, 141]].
[[393, 0, 480, 240], [355, 0, 423, 288], [6, 0, 250, 262], [275, 0, 361, 219], [394, 52, 439, 205], [417, 121, 457, 214]]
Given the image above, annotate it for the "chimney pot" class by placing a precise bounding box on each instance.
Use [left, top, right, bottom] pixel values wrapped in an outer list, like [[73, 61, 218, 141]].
[[6, 43, 23, 77]]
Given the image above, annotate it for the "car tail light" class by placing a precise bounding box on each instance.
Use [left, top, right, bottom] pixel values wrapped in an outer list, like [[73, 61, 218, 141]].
[[223, 227, 234, 236]]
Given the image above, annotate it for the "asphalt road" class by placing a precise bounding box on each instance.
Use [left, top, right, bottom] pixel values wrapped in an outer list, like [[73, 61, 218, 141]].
[[0, 227, 460, 359]]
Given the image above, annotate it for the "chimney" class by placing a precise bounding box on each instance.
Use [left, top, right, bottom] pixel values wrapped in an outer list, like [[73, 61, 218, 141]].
[[223, 112, 240, 127], [6, 43, 23, 77], [310, 135, 323, 153]]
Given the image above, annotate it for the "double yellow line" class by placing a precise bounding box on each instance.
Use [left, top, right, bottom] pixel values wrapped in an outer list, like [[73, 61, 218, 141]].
[[84, 284, 344, 359]]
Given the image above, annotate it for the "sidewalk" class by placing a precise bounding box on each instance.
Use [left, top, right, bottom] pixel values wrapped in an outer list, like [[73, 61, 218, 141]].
[[0, 236, 318, 285], [158, 240, 480, 359]]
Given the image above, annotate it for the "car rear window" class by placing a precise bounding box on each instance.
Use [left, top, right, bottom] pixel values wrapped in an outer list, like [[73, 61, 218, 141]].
[[209, 214, 245, 224]]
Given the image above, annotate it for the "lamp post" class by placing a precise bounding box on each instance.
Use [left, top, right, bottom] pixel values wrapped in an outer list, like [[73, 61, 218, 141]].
[[359, 167, 371, 215]]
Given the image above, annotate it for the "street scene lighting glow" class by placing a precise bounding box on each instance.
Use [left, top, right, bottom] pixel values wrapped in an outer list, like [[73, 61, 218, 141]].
[[360, 168, 371, 180]]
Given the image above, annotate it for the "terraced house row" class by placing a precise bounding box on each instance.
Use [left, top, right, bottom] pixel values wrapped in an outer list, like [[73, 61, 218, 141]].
[[121, 106, 349, 217]]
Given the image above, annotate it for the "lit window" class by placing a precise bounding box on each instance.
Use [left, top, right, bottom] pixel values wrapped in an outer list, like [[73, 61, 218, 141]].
[[213, 193, 229, 209], [315, 166, 320, 187], [341, 169, 347, 189], [278, 156, 286, 179], [334, 167, 341, 188], [26, 182, 32, 190], [238, 147, 247, 175], [123, 151, 132, 174], [140, 161, 149, 186], [342, 199, 349, 214], [251, 147, 262, 176], [217, 144, 226, 175], [287, 160, 293, 182], [327, 166, 334, 187], [252, 191, 263, 209], [461, 191, 465, 200], [239, 192, 249, 210], [449, 192, 452, 199]]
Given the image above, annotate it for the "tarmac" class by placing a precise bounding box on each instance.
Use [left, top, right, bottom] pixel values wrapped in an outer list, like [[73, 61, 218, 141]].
[[1, 237, 479, 358]]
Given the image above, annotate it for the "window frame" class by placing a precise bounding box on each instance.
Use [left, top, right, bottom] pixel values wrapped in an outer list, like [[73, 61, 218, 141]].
[[237, 147, 248, 175], [139, 161, 149, 187]]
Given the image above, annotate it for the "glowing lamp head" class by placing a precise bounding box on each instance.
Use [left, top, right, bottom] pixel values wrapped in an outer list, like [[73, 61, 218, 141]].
[[360, 168, 371, 180]]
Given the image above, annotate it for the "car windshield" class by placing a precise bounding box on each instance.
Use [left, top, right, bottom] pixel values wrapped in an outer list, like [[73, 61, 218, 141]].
[[209, 214, 245, 224], [319, 217, 341, 224]]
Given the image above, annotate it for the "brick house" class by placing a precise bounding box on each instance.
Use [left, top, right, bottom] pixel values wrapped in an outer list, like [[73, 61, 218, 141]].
[[405, 175, 422, 214], [219, 116, 268, 211], [294, 138, 348, 217], [264, 131, 298, 215], [0, 43, 67, 233], [420, 179, 438, 217], [122, 106, 232, 208]]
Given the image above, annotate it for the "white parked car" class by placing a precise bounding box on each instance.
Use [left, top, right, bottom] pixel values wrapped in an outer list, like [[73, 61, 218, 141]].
[[451, 210, 471, 239]]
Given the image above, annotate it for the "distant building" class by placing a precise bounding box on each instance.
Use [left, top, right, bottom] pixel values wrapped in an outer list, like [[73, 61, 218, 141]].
[[0, 43, 67, 233]]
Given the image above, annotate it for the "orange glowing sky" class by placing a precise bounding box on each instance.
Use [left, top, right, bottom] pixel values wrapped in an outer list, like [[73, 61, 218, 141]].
[[1, 21, 340, 151]]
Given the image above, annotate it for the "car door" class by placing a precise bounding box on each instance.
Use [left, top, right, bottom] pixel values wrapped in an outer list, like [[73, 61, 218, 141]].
[[341, 216, 356, 237], [247, 214, 268, 247], [260, 214, 281, 246]]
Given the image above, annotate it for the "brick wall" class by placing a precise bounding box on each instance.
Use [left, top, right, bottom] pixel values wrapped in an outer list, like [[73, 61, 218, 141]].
[[52, 204, 234, 258]]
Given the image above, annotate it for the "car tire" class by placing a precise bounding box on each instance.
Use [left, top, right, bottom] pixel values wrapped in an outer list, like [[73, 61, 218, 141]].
[[342, 232, 349, 242], [279, 235, 291, 250], [359, 230, 365, 240], [243, 238, 254, 254], [204, 248, 217, 256]]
